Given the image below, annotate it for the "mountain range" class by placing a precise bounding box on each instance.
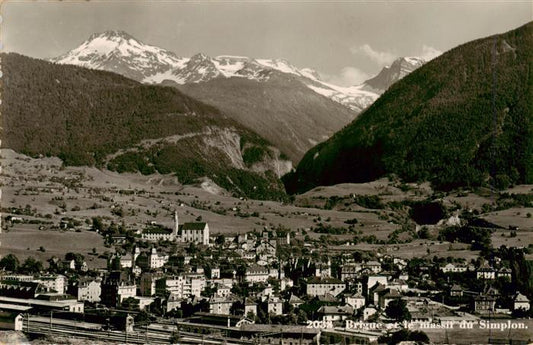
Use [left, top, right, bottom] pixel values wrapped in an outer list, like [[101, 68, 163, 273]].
[[52, 30, 425, 110], [284, 21, 533, 193], [51, 30, 425, 162]]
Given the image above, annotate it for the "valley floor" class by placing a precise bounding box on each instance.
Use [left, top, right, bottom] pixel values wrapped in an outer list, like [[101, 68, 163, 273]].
[[1, 149, 532, 266]]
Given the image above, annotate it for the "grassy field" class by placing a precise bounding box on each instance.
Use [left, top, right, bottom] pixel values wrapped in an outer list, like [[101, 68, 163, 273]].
[[1, 149, 532, 268], [329, 240, 480, 261], [1, 224, 107, 269]]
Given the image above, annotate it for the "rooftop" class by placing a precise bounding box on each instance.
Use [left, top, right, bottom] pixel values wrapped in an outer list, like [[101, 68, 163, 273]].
[[180, 222, 207, 231]]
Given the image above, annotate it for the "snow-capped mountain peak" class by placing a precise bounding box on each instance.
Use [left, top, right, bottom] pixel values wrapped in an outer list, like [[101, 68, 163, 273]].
[[51, 30, 188, 81], [362, 56, 425, 92]]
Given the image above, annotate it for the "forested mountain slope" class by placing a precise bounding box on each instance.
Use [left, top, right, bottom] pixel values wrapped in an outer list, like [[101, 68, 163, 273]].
[[284, 22, 533, 193]]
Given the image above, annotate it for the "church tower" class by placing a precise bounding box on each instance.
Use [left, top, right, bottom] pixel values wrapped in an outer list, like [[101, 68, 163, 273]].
[[173, 210, 179, 240]]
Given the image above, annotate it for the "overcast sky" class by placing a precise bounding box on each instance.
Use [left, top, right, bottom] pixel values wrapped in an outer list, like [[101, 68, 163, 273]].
[[2, 0, 532, 85]]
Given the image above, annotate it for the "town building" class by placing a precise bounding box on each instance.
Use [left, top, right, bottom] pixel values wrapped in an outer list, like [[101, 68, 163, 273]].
[[367, 275, 388, 290], [474, 294, 496, 313], [363, 261, 382, 274], [244, 298, 257, 316], [36, 275, 67, 294], [140, 272, 163, 296], [156, 273, 206, 299], [450, 284, 463, 297], [209, 296, 233, 315], [476, 263, 496, 280], [216, 284, 231, 298], [377, 288, 402, 309], [211, 267, 220, 279], [72, 277, 101, 303], [245, 265, 270, 284], [148, 248, 169, 269], [340, 264, 362, 281], [101, 271, 136, 307], [318, 305, 354, 322], [497, 267, 512, 280], [267, 296, 283, 316], [345, 293, 366, 309], [289, 294, 304, 308], [179, 221, 210, 246], [306, 277, 345, 297], [440, 263, 468, 273], [513, 293, 530, 311]]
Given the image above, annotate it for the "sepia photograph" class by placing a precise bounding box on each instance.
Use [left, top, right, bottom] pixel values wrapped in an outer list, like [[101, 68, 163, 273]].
[[0, 0, 532, 344]]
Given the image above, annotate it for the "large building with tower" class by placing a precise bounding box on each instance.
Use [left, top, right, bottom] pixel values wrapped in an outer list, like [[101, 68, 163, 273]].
[[141, 211, 209, 245]]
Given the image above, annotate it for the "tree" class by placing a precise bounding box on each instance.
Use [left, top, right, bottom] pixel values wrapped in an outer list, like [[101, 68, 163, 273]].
[[296, 309, 308, 323], [385, 299, 411, 322], [0, 254, 20, 272], [92, 217, 104, 232], [215, 235, 225, 246], [20, 257, 43, 274], [134, 310, 150, 323], [66, 252, 85, 265], [417, 227, 430, 239]]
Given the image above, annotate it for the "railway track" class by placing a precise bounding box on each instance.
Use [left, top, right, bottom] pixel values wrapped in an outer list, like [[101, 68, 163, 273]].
[[22, 315, 254, 345]]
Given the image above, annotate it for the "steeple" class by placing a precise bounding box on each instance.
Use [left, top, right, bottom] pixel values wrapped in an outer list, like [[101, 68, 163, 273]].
[[173, 210, 179, 240]]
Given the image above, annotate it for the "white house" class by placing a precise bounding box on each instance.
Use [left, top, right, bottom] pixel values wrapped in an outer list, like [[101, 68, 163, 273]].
[[441, 263, 468, 273], [211, 268, 221, 279], [267, 296, 283, 316], [367, 275, 388, 290], [318, 305, 354, 322], [141, 228, 174, 242], [216, 284, 231, 298], [363, 261, 382, 274], [363, 306, 378, 320], [514, 293, 530, 311], [245, 266, 270, 284], [345, 293, 366, 310], [157, 273, 206, 299], [476, 264, 496, 280], [76, 277, 101, 303], [148, 248, 169, 269], [306, 277, 345, 297], [35, 275, 67, 294], [117, 284, 136, 303], [340, 264, 362, 281]]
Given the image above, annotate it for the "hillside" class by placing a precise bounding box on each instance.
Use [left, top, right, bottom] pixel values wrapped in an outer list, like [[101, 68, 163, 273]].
[[0, 53, 290, 200], [284, 21, 533, 194], [179, 72, 359, 162]]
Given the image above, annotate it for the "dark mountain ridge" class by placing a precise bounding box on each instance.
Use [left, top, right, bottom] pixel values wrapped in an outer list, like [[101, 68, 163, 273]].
[[284, 21, 533, 194], [1, 53, 289, 200]]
